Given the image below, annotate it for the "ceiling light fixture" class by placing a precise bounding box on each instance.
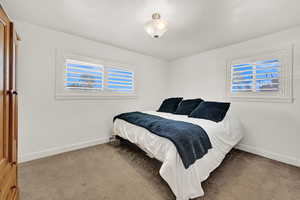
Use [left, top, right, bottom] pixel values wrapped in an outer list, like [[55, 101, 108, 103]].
[[144, 13, 168, 38]]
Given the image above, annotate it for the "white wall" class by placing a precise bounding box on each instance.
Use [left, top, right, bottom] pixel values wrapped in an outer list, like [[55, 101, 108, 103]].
[[168, 27, 300, 167], [16, 21, 169, 162]]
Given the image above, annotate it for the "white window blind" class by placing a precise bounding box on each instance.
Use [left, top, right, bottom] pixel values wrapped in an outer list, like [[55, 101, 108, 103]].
[[231, 59, 280, 93], [64, 59, 104, 90], [105, 68, 134, 92]]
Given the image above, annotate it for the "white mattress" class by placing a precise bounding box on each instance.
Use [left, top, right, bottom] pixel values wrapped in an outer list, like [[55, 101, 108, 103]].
[[113, 110, 243, 200]]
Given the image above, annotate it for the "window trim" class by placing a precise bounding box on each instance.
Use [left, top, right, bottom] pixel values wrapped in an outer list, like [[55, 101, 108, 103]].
[[55, 50, 137, 100], [226, 46, 293, 103]]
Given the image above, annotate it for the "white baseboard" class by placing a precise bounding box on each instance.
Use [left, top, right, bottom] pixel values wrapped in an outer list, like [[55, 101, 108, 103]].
[[19, 139, 300, 168], [235, 143, 300, 167], [19, 137, 110, 163]]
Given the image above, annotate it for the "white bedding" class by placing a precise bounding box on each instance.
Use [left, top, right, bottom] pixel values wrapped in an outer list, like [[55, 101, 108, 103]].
[[113, 110, 243, 200]]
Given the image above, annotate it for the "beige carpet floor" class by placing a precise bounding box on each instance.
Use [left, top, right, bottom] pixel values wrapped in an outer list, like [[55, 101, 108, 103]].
[[19, 142, 300, 200]]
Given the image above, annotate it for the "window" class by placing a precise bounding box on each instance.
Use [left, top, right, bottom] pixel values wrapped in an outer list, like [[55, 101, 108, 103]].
[[65, 59, 104, 90], [226, 47, 293, 102], [106, 68, 134, 93], [55, 51, 136, 99], [231, 59, 280, 93]]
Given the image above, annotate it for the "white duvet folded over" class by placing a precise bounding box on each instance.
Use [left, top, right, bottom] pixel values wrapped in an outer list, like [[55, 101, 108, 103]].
[[113, 110, 243, 200]]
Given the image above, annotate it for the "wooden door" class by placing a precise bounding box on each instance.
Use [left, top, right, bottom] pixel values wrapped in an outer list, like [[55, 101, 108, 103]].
[[0, 5, 18, 200]]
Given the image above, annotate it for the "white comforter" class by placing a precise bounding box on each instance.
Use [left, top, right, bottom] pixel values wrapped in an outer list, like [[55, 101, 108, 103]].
[[113, 110, 243, 200]]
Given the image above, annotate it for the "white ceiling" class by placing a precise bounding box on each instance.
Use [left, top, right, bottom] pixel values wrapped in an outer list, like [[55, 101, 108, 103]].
[[2, 0, 300, 60]]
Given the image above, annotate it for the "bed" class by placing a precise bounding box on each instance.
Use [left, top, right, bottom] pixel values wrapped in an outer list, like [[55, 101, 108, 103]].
[[113, 108, 243, 200]]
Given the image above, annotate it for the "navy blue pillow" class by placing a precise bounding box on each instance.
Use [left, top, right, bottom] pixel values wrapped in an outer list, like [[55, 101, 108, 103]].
[[174, 99, 203, 115], [158, 97, 183, 113], [189, 101, 230, 122]]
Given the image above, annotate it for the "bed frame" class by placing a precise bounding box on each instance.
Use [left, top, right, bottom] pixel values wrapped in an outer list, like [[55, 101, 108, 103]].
[[115, 135, 146, 152]]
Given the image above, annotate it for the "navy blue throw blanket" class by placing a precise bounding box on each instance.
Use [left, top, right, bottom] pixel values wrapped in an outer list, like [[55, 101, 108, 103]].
[[113, 112, 212, 169]]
